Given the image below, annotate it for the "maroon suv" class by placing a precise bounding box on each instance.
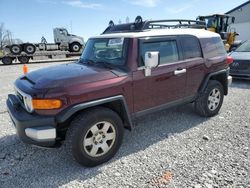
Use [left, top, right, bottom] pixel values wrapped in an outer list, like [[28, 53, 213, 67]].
[[6, 18, 233, 166]]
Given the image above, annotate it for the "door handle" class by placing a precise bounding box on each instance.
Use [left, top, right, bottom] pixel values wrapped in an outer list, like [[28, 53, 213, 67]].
[[174, 68, 186, 75]]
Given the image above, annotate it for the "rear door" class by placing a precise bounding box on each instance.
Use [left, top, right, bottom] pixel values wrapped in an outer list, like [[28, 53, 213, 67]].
[[132, 36, 187, 112]]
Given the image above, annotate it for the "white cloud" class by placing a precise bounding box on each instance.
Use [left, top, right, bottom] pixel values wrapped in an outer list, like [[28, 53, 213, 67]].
[[165, 5, 192, 14], [63, 0, 103, 9], [127, 0, 160, 8]]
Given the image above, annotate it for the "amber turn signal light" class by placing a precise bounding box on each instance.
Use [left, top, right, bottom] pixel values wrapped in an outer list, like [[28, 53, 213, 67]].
[[32, 99, 62, 110]]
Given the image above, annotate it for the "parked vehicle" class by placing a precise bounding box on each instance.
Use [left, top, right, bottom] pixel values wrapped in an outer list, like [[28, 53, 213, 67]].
[[0, 28, 84, 65], [6, 16, 233, 167], [229, 40, 250, 79]]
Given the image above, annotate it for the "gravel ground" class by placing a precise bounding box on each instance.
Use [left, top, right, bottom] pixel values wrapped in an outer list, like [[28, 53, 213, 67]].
[[0, 62, 249, 188]]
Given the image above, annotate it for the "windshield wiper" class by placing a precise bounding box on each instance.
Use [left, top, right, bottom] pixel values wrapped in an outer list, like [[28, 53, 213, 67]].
[[95, 61, 114, 69], [79, 58, 95, 65], [79, 59, 114, 69]]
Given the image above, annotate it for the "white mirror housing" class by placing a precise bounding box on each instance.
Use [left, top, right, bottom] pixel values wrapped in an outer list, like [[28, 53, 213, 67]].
[[144, 51, 159, 76], [144, 51, 159, 68]]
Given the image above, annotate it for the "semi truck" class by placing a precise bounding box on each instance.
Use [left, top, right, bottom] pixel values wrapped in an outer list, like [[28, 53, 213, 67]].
[[0, 28, 84, 65]]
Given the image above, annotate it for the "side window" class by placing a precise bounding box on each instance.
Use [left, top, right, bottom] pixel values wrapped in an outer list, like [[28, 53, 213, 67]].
[[200, 37, 226, 58], [141, 40, 179, 65], [181, 36, 202, 59]]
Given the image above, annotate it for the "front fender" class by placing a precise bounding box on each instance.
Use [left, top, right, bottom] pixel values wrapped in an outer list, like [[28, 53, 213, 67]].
[[56, 95, 133, 130], [69, 38, 84, 45]]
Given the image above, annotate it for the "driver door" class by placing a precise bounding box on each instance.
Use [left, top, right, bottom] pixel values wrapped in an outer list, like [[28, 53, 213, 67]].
[[132, 37, 187, 112]]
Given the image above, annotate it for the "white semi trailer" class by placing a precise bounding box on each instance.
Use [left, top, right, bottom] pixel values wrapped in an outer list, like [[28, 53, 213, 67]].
[[0, 28, 84, 65]]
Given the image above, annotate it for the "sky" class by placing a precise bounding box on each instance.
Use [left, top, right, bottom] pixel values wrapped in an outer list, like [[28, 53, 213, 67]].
[[0, 0, 248, 43]]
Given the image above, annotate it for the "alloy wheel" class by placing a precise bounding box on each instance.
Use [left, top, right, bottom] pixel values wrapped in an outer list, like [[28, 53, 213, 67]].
[[83, 121, 116, 157], [207, 88, 221, 111]]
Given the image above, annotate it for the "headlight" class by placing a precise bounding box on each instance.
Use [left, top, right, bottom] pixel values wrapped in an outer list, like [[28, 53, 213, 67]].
[[14, 86, 62, 112], [24, 95, 33, 112], [15, 86, 34, 113]]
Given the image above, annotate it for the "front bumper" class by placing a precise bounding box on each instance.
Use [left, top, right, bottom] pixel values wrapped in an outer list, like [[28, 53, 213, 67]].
[[6, 94, 57, 147]]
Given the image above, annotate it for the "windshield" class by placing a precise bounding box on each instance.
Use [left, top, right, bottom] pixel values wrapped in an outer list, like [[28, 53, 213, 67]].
[[235, 41, 250, 52], [80, 38, 128, 67]]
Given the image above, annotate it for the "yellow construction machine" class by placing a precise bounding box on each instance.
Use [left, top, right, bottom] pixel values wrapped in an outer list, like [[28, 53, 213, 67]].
[[197, 14, 238, 51]]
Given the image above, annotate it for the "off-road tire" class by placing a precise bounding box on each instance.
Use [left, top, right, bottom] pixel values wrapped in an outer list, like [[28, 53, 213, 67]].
[[10, 44, 22, 55], [195, 80, 224, 117], [69, 42, 81, 52], [66, 107, 124, 167]]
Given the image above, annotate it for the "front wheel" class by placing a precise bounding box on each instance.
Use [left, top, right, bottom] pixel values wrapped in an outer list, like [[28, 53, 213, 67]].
[[66, 107, 124, 167], [195, 80, 224, 117], [69, 42, 81, 52]]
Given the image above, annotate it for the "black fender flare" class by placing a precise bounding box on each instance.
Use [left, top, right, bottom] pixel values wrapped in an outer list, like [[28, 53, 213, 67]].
[[56, 95, 133, 130], [199, 68, 230, 95]]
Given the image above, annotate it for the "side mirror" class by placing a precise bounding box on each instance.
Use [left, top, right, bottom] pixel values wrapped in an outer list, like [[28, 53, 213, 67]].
[[144, 51, 159, 76]]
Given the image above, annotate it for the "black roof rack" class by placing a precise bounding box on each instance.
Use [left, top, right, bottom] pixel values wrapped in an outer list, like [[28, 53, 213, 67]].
[[102, 16, 206, 34]]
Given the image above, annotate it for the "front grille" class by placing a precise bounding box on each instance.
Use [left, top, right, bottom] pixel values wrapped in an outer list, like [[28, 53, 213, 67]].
[[230, 60, 250, 71]]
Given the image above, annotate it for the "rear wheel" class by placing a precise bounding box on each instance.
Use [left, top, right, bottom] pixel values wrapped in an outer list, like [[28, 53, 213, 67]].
[[66, 107, 124, 167], [195, 80, 224, 117], [18, 56, 30, 64], [24, 43, 36, 54], [2, 56, 13, 65], [69, 42, 81, 52], [10, 44, 22, 55]]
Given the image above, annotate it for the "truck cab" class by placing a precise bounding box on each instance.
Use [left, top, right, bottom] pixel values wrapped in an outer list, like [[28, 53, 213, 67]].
[[53, 28, 84, 52]]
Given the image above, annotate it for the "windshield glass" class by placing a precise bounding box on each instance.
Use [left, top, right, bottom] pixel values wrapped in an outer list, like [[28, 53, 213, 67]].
[[235, 41, 250, 52], [80, 38, 128, 66]]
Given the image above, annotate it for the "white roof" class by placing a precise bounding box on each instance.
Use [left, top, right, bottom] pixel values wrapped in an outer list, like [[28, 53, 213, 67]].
[[92, 28, 220, 39]]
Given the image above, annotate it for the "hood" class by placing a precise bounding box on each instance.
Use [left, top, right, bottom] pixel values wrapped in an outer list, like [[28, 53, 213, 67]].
[[25, 62, 117, 89], [230, 51, 250, 60]]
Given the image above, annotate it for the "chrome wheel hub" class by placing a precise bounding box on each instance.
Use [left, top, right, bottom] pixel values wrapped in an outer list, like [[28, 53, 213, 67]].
[[208, 88, 221, 111], [94, 132, 104, 143], [12, 46, 20, 53], [73, 45, 79, 51], [83, 121, 116, 157], [27, 46, 34, 52]]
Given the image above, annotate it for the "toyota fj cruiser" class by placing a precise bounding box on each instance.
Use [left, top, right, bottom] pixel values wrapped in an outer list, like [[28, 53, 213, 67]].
[[6, 16, 233, 167]]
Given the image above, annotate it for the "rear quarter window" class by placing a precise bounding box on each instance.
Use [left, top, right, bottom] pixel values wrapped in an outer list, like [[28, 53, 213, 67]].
[[180, 36, 202, 59], [200, 37, 226, 58]]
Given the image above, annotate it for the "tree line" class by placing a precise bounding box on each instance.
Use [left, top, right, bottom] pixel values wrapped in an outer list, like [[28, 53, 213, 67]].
[[0, 23, 22, 50]]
